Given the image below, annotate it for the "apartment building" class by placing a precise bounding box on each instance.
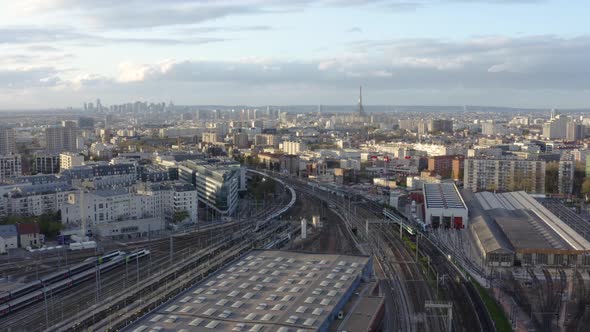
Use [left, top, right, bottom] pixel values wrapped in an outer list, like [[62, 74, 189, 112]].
[[427, 155, 464, 179], [61, 182, 198, 227], [282, 141, 307, 155], [463, 158, 546, 193], [0, 182, 75, 218], [33, 154, 60, 174], [0, 127, 16, 155], [45, 121, 79, 153], [558, 159, 575, 195], [60, 153, 84, 171], [0, 155, 22, 183]]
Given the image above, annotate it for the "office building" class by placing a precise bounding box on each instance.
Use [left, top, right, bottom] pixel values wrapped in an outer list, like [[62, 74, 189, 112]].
[[178, 160, 241, 215], [463, 158, 546, 194]]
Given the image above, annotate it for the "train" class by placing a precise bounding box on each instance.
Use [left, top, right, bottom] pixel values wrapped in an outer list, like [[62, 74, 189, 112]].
[[0, 250, 126, 307], [0, 249, 149, 318], [383, 208, 427, 235]]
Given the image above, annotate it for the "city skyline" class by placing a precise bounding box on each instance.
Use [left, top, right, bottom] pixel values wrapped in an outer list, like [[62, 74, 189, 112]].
[[0, 0, 589, 109]]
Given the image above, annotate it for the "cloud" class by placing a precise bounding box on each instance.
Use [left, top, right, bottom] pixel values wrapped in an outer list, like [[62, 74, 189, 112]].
[[0, 26, 225, 46], [0, 66, 63, 89], [109, 34, 590, 92], [347, 27, 362, 33], [11, 0, 544, 29], [1, 34, 588, 108]]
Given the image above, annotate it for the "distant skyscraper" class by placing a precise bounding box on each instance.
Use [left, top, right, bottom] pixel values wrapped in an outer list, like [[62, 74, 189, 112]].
[[0, 127, 16, 155], [358, 86, 366, 117]]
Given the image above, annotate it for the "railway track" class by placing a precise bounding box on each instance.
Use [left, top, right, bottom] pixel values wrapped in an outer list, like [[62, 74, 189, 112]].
[[0, 173, 295, 331], [277, 174, 495, 332]]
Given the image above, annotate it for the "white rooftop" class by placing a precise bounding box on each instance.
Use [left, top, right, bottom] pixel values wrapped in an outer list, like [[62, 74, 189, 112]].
[[423, 183, 467, 210], [126, 250, 370, 332]]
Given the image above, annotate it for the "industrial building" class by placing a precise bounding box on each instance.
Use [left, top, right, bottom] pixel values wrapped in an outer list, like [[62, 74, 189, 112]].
[[423, 183, 468, 229], [126, 250, 372, 332], [462, 190, 590, 267]]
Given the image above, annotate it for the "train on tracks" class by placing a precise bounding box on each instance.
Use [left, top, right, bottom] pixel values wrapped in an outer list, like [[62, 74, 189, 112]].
[[383, 208, 427, 235], [0, 249, 149, 317]]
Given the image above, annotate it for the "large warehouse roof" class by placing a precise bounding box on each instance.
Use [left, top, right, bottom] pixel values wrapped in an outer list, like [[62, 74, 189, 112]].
[[474, 191, 590, 251], [126, 250, 371, 332], [460, 189, 514, 255], [424, 183, 467, 210]]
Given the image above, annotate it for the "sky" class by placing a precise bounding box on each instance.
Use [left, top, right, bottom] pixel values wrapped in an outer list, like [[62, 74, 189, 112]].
[[0, 0, 589, 109]]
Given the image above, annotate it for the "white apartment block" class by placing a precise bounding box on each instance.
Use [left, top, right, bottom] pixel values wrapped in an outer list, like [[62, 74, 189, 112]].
[[60, 153, 84, 171], [542, 115, 569, 140], [464, 158, 546, 194], [0, 183, 75, 218], [61, 182, 198, 228], [282, 141, 307, 155], [254, 134, 279, 148]]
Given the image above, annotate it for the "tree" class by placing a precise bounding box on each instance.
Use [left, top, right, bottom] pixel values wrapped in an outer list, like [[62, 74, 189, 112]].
[[581, 178, 590, 196], [0, 212, 63, 239], [545, 161, 559, 194], [172, 210, 190, 223]]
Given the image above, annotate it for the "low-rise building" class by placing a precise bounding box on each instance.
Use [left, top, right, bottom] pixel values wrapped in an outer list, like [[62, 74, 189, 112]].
[[0, 224, 18, 252], [16, 223, 42, 248]]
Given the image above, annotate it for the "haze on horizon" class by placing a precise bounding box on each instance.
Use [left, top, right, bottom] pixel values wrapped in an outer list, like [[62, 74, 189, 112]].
[[0, 0, 588, 110]]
